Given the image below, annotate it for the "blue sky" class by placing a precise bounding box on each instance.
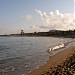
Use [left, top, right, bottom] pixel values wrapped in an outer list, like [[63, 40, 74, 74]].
[[0, 0, 74, 34]]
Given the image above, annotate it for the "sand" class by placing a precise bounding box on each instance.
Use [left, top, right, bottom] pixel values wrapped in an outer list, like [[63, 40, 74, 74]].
[[25, 47, 75, 75]]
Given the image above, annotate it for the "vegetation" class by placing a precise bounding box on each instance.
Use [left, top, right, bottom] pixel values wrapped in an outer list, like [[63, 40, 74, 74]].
[[18, 29, 75, 38], [0, 29, 75, 38]]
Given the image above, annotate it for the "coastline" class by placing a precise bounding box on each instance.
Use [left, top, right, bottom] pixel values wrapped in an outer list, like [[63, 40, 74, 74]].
[[24, 46, 75, 75]]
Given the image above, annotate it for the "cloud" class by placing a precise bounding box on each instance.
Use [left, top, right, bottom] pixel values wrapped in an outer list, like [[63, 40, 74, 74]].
[[35, 9, 75, 31], [22, 15, 33, 20]]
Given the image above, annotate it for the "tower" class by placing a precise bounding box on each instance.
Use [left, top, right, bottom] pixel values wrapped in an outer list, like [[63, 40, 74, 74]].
[[21, 29, 24, 35]]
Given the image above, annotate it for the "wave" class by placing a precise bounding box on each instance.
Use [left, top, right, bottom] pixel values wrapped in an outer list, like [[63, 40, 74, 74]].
[[0, 63, 31, 74]]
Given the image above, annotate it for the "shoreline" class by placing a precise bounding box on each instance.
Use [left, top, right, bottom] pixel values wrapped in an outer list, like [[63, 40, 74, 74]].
[[24, 46, 75, 75]]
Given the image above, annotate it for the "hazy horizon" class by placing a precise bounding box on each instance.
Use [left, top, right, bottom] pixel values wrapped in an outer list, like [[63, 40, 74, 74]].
[[0, 0, 75, 35]]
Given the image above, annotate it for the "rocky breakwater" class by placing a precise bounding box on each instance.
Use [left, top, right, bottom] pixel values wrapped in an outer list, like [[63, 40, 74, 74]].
[[41, 53, 75, 75]]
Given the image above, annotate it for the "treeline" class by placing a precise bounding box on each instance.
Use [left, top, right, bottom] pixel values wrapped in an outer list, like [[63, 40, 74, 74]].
[[1, 29, 75, 38], [18, 30, 75, 38]]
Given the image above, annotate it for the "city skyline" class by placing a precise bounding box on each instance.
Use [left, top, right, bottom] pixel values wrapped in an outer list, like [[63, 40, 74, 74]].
[[0, 0, 74, 34]]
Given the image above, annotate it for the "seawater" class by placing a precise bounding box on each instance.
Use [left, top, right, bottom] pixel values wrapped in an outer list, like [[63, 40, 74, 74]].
[[0, 37, 73, 75]]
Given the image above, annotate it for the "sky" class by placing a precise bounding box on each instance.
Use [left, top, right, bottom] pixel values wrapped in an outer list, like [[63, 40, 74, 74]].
[[0, 0, 74, 34]]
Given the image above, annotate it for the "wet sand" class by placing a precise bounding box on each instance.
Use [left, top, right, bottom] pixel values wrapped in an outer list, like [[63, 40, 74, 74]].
[[25, 46, 75, 75]]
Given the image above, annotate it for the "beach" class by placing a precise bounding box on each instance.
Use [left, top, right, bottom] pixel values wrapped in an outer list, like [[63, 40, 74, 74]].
[[25, 46, 75, 75]]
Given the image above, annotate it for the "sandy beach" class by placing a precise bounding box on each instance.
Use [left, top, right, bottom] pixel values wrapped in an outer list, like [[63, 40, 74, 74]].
[[25, 46, 75, 75]]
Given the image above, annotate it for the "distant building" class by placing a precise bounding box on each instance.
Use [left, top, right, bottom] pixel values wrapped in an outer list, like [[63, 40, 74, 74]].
[[49, 30, 57, 32]]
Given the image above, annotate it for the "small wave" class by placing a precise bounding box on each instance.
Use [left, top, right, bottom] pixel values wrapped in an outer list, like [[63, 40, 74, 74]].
[[0, 63, 31, 74], [64, 39, 75, 46], [0, 46, 10, 51], [0, 66, 16, 74]]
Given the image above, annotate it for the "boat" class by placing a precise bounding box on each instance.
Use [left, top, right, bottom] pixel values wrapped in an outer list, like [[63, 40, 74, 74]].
[[48, 43, 64, 52]]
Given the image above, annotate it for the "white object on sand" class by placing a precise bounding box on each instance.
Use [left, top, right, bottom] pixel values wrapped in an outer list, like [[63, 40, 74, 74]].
[[48, 43, 64, 52]]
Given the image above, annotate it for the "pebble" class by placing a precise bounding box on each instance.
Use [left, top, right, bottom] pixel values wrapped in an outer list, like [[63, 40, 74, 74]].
[[41, 53, 75, 75]]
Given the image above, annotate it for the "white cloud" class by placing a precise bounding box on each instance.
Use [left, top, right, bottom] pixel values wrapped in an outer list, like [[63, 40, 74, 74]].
[[35, 9, 75, 31], [22, 15, 33, 20]]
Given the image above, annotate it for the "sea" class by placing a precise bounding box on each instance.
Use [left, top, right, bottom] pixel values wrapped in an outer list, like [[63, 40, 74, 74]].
[[0, 37, 74, 75]]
